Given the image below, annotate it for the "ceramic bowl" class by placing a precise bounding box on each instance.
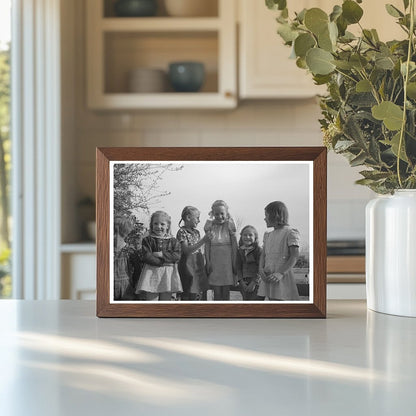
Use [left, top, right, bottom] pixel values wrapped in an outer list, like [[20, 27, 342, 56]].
[[114, 0, 158, 17], [128, 68, 167, 93], [168, 61, 205, 92], [164, 0, 217, 17]]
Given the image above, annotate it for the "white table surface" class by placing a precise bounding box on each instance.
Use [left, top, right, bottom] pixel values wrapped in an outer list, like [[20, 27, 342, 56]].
[[0, 300, 415, 416]]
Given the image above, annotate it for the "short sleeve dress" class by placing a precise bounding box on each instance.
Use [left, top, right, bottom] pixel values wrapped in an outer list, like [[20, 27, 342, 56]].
[[258, 226, 301, 300], [176, 227, 209, 294], [204, 219, 236, 286]]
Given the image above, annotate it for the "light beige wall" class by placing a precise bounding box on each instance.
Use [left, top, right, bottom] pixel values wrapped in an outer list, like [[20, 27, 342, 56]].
[[61, 0, 374, 243]]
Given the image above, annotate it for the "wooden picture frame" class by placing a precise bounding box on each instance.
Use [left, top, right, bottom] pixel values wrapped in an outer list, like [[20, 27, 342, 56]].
[[96, 147, 327, 318]]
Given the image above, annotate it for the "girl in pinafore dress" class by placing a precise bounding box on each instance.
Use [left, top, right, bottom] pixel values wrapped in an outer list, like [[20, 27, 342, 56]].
[[204, 200, 238, 301], [258, 201, 300, 301], [135, 210, 182, 301], [176, 206, 212, 300]]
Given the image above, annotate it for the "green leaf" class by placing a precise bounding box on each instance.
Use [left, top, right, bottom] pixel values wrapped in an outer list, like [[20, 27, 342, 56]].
[[385, 4, 404, 18], [318, 27, 334, 52], [371, 29, 380, 42], [313, 74, 332, 85], [342, 0, 364, 24], [356, 79, 372, 92], [372, 101, 404, 131], [294, 33, 316, 58], [277, 23, 298, 43], [350, 54, 368, 70], [330, 5, 342, 22], [386, 132, 409, 162], [304, 8, 329, 35], [333, 60, 352, 70], [296, 57, 308, 69], [375, 56, 395, 70], [336, 15, 348, 36], [407, 82, 416, 99], [296, 8, 307, 23], [334, 139, 355, 151], [306, 48, 336, 75], [350, 152, 368, 167], [266, 0, 287, 11]]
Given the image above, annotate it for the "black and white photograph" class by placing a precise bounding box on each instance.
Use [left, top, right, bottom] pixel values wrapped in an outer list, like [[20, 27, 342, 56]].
[[110, 161, 313, 303]]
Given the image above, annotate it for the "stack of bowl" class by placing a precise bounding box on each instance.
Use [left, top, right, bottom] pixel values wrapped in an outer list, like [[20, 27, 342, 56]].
[[128, 68, 167, 93]]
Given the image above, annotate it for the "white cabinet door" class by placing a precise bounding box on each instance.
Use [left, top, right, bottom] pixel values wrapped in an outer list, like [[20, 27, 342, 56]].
[[239, 0, 326, 99], [238, 0, 403, 99], [61, 253, 96, 300]]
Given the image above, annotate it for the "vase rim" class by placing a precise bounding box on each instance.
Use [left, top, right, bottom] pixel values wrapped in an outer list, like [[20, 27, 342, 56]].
[[395, 189, 416, 194]]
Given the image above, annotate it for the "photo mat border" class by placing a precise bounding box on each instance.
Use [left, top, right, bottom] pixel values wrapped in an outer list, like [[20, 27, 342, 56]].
[[97, 147, 327, 318]]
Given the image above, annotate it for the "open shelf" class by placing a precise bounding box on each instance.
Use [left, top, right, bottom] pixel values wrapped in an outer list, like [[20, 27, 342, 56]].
[[86, 0, 236, 109]]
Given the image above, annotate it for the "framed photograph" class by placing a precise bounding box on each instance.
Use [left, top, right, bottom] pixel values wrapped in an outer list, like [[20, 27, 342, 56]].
[[96, 147, 327, 318]]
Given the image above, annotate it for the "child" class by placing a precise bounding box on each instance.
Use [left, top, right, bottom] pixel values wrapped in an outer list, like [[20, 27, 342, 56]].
[[236, 225, 263, 301], [204, 200, 237, 301], [124, 221, 147, 300], [135, 210, 182, 301], [258, 201, 300, 301], [177, 206, 212, 300], [114, 215, 135, 300]]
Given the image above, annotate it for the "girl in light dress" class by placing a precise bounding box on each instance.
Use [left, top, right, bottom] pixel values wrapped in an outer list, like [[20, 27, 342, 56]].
[[204, 200, 238, 301], [236, 225, 264, 301], [176, 206, 212, 300], [258, 201, 300, 301], [135, 210, 182, 301]]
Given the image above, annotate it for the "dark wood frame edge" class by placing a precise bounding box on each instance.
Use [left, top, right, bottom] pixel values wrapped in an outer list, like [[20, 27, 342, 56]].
[[96, 147, 327, 318]]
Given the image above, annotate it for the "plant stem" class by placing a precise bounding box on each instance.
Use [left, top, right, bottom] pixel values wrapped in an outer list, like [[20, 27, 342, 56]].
[[397, 0, 415, 188]]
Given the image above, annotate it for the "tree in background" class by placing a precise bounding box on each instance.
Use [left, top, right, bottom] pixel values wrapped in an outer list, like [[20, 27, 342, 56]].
[[113, 163, 182, 218], [0, 43, 11, 298], [0, 45, 10, 248]]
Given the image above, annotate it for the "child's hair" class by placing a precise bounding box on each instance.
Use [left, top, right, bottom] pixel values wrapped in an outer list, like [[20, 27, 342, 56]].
[[239, 225, 259, 247], [209, 199, 230, 219], [265, 201, 289, 226], [179, 206, 200, 227], [149, 210, 171, 235], [114, 215, 134, 238]]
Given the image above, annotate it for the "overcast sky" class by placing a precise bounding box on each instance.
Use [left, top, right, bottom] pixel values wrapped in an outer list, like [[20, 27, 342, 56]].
[[114, 162, 311, 252]]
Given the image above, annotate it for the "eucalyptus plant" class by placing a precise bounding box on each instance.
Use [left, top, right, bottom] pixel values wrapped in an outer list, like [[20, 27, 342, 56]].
[[266, 0, 416, 193]]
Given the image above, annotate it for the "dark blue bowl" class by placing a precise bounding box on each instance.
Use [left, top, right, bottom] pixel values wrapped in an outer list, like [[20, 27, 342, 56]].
[[114, 0, 157, 17], [168, 62, 205, 92]]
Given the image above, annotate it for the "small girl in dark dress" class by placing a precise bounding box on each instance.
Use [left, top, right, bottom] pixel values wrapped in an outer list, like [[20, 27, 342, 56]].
[[135, 210, 182, 301], [236, 225, 264, 301], [176, 206, 212, 300]]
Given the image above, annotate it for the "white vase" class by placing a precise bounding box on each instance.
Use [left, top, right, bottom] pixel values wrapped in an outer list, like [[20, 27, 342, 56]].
[[366, 189, 416, 317]]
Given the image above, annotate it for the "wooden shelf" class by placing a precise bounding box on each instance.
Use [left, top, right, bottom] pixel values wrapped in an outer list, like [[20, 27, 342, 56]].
[[327, 256, 365, 274], [101, 17, 221, 32], [86, 0, 236, 109]]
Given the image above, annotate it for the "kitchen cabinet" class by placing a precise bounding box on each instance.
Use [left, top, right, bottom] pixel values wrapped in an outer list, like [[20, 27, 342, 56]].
[[238, 0, 404, 99], [61, 244, 96, 300], [238, 0, 326, 99], [86, 0, 237, 109]]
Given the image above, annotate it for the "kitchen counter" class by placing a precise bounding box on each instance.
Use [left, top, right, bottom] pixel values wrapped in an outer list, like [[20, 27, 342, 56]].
[[0, 300, 415, 415]]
